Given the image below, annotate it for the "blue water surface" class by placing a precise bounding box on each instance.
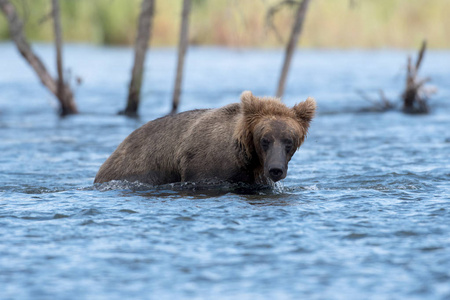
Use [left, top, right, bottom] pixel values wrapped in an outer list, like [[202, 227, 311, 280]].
[[0, 43, 450, 299]]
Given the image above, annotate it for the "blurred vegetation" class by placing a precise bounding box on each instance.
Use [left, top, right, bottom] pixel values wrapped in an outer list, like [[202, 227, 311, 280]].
[[0, 0, 448, 48]]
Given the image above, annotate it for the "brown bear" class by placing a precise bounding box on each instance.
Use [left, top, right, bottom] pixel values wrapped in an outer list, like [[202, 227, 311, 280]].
[[94, 91, 316, 185]]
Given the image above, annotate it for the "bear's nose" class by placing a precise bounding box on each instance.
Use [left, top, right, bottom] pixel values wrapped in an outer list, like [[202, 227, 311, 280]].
[[269, 168, 284, 181]]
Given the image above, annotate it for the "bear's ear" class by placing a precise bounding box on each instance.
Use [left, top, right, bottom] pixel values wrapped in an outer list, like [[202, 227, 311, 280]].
[[240, 91, 261, 116], [293, 97, 316, 127], [240, 90, 253, 103]]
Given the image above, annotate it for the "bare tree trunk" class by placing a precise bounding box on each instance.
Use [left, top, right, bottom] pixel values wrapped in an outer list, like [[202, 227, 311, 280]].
[[52, 0, 77, 115], [170, 0, 191, 115], [0, 0, 77, 115], [121, 0, 155, 116], [276, 0, 311, 98]]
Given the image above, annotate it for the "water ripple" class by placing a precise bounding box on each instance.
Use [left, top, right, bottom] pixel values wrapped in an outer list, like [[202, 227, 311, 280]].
[[1, 46, 449, 300]]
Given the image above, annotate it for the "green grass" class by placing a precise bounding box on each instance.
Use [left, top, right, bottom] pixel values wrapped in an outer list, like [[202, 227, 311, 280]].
[[0, 0, 448, 48]]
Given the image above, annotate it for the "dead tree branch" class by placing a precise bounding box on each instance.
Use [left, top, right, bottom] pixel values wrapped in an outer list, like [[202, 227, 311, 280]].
[[356, 89, 395, 112], [266, 0, 301, 44], [0, 0, 77, 115], [275, 0, 311, 98], [402, 40, 434, 114], [52, 0, 76, 115], [171, 0, 191, 115], [121, 0, 155, 116], [357, 40, 435, 114]]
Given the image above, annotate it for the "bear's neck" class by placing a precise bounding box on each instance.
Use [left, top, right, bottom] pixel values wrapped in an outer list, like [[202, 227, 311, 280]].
[[234, 139, 266, 184]]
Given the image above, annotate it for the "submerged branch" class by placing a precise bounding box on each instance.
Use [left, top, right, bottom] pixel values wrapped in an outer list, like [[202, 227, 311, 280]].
[[402, 40, 433, 114], [356, 89, 395, 112]]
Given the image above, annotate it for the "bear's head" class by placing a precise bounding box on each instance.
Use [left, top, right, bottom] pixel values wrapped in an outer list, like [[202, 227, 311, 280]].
[[235, 91, 316, 182]]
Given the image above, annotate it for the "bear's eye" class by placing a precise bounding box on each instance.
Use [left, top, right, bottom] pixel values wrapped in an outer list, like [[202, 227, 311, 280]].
[[261, 138, 270, 151], [284, 139, 293, 153]]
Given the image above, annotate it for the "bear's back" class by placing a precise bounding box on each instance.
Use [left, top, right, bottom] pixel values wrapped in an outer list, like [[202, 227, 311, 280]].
[[95, 109, 210, 184]]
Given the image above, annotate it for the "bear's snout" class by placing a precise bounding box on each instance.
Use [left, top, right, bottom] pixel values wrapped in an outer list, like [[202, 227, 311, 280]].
[[267, 165, 286, 182], [269, 167, 284, 181]]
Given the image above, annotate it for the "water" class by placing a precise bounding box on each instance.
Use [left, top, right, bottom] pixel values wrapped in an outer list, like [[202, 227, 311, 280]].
[[1, 43, 450, 299]]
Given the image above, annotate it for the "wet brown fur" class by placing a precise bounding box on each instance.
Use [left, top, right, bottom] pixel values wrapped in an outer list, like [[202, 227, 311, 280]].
[[94, 91, 316, 185]]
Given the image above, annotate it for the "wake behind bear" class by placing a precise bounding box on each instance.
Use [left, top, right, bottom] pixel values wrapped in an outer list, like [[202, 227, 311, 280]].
[[94, 91, 316, 186]]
